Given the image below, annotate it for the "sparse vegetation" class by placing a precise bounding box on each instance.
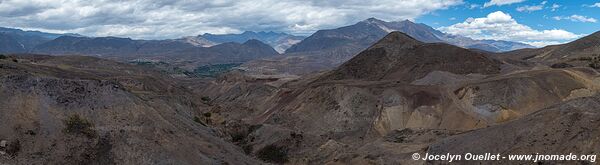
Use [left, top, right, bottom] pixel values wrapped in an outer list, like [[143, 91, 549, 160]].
[[231, 132, 246, 143], [129, 61, 242, 78], [203, 112, 212, 118], [590, 62, 600, 69], [201, 96, 211, 102], [64, 114, 96, 138], [193, 116, 206, 126], [6, 140, 21, 156], [192, 63, 242, 77], [550, 63, 573, 68], [576, 56, 593, 61], [256, 144, 288, 164], [589, 55, 600, 69]]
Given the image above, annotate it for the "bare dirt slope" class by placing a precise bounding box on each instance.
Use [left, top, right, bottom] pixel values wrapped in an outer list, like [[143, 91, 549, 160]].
[[199, 32, 600, 164], [0, 55, 260, 164], [427, 94, 600, 164]]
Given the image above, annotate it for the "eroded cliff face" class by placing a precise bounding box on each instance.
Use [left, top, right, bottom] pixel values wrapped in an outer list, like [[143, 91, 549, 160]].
[[196, 51, 600, 164], [188, 34, 600, 164], [0, 56, 260, 164], [427, 94, 600, 164]]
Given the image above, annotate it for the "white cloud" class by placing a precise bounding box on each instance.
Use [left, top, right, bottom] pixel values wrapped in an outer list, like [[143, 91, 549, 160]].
[[439, 11, 582, 47], [516, 5, 543, 12], [469, 4, 482, 9], [483, 0, 526, 7], [517, 1, 560, 12], [522, 41, 563, 47], [0, 0, 464, 39], [586, 3, 600, 7], [550, 4, 560, 11], [553, 15, 597, 23]]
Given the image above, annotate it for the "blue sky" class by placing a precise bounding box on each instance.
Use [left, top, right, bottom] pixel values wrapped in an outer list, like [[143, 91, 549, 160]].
[[419, 0, 600, 46], [0, 0, 598, 47], [421, 0, 599, 34]]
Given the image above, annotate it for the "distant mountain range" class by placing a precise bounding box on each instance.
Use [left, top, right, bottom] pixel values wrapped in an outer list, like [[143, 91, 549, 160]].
[[287, 18, 532, 54], [1, 19, 534, 76], [0, 27, 81, 53], [30, 36, 279, 69], [184, 31, 305, 53], [242, 18, 533, 76]]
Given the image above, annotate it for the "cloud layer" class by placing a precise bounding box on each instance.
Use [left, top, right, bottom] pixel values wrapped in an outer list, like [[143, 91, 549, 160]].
[[515, 1, 545, 12], [553, 15, 597, 23], [0, 0, 463, 39], [439, 11, 582, 47], [483, 0, 526, 7]]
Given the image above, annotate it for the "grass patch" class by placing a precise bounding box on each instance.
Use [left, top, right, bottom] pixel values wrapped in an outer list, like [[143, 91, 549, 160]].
[[589, 55, 600, 69], [256, 144, 288, 164], [550, 63, 573, 68], [192, 63, 242, 78], [202, 112, 212, 118], [6, 140, 21, 156], [201, 96, 211, 102], [193, 116, 206, 126], [64, 114, 96, 138]]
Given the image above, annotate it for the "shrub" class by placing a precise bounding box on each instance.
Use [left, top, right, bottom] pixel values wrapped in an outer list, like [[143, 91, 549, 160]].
[[201, 96, 211, 102], [590, 62, 600, 69], [550, 63, 573, 68], [203, 112, 212, 118], [193, 116, 206, 126], [577, 57, 593, 61], [64, 114, 96, 138], [590, 56, 600, 69], [231, 132, 246, 143], [6, 140, 20, 156], [256, 144, 288, 164]]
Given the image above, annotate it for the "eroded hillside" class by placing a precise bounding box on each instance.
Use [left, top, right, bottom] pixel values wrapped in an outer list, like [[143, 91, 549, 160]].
[[199, 32, 600, 164], [0, 55, 260, 164]]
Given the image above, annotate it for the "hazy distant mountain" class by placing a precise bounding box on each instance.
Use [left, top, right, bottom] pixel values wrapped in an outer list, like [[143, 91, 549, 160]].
[[198, 31, 305, 53], [0, 27, 82, 53], [287, 18, 532, 54], [441, 34, 533, 52], [32, 36, 279, 66], [0, 33, 26, 53], [240, 18, 532, 76], [176, 36, 218, 47], [32, 36, 190, 57]]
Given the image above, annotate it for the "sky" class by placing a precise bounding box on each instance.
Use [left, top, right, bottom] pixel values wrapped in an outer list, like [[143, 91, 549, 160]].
[[0, 0, 598, 47]]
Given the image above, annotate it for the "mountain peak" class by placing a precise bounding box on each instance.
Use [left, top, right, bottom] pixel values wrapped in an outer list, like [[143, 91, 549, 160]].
[[241, 31, 256, 35], [323, 31, 500, 82], [399, 19, 413, 23], [362, 17, 385, 24], [242, 39, 265, 45], [370, 31, 423, 49]]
